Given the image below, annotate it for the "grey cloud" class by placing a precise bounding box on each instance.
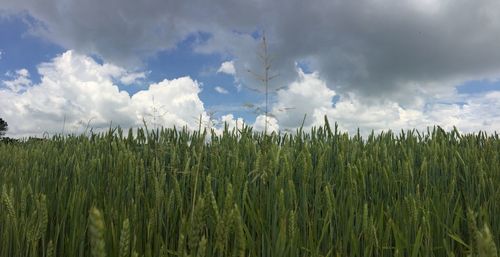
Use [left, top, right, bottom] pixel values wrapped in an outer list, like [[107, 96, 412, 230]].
[[2, 0, 500, 99], [1, 0, 200, 66]]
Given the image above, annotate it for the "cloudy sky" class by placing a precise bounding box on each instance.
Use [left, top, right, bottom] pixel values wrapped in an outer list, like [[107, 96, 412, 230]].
[[0, 0, 499, 137]]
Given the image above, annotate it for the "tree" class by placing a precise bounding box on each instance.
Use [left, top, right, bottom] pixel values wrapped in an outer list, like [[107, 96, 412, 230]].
[[0, 118, 7, 137]]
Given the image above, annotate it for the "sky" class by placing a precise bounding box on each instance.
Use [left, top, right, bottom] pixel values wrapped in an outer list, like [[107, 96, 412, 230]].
[[0, 0, 499, 137]]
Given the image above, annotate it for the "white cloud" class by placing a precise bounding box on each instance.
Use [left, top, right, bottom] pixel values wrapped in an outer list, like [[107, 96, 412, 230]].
[[272, 68, 335, 128], [0, 50, 498, 138], [214, 86, 229, 94], [220, 114, 245, 129], [253, 115, 279, 134], [423, 91, 500, 132], [16, 69, 29, 77], [322, 91, 500, 136], [271, 68, 500, 136], [0, 50, 3, 60], [217, 61, 236, 75], [131, 77, 207, 130], [0, 50, 207, 137], [120, 71, 147, 85], [210, 114, 245, 134], [2, 69, 32, 93]]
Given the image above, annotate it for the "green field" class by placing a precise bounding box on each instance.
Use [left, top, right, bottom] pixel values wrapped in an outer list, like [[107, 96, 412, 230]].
[[1, 120, 499, 257]]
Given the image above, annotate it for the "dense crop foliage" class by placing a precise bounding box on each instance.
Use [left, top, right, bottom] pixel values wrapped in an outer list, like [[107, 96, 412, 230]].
[[1, 120, 499, 257]]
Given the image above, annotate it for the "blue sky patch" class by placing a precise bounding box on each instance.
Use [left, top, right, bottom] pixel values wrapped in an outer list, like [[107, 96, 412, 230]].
[[0, 15, 63, 84]]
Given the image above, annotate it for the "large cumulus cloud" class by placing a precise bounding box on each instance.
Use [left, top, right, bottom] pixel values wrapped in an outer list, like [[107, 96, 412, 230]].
[[1, 51, 498, 137], [0, 51, 209, 137], [272, 68, 500, 135]]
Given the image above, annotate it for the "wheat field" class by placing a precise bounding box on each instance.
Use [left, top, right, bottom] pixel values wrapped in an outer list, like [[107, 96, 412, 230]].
[[1, 120, 499, 257]]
